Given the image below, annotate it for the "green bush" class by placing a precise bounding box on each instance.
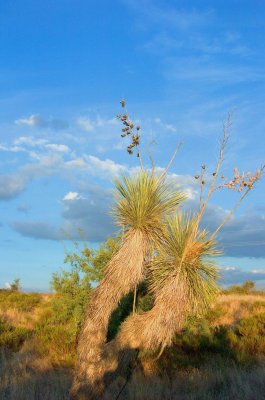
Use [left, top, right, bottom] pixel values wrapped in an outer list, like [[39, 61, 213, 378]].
[[0, 291, 42, 312], [0, 318, 32, 351], [223, 280, 264, 295], [158, 310, 265, 371]]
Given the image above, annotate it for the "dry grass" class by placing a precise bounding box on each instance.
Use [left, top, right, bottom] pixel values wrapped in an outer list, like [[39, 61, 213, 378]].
[[1, 291, 265, 399], [119, 362, 265, 400], [0, 346, 71, 400], [214, 294, 265, 326], [0, 292, 52, 329]]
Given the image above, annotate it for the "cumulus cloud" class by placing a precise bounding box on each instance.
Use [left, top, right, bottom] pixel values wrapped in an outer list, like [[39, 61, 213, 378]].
[[85, 155, 127, 178], [10, 221, 63, 240], [220, 266, 265, 285], [0, 144, 26, 153], [15, 114, 68, 130], [11, 185, 116, 242], [76, 116, 118, 132], [76, 117, 94, 132], [15, 114, 44, 127], [61, 184, 116, 242], [0, 175, 27, 200], [217, 212, 265, 258], [17, 203, 30, 214], [153, 117, 177, 133], [14, 136, 48, 146], [13, 137, 70, 154], [3, 143, 264, 257], [63, 192, 81, 201], [45, 144, 70, 153]]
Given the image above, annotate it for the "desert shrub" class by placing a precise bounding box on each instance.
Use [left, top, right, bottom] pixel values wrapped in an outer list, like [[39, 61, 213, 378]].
[[50, 237, 119, 332], [30, 237, 120, 365], [223, 280, 262, 295], [35, 320, 76, 366], [0, 318, 32, 351], [157, 311, 265, 371], [232, 313, 265, 362], [0, 291, 42, 312]]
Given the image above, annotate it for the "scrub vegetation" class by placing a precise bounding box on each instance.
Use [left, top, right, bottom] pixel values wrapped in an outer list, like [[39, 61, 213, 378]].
[[0, 282, 265, 399], [1, 101, 264, 400]]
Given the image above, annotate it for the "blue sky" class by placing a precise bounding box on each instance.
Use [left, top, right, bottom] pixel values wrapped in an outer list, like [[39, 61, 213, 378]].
[[0, 0, 265, 291]]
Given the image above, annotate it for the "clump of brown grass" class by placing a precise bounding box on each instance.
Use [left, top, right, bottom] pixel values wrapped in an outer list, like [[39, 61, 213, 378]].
[[215, 294, 265, 326], [0, 346, 72, 400], [119, 362, 265, 400]]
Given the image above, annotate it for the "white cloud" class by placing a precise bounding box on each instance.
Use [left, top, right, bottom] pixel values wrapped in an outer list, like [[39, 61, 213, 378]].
[[64, 158, 87, 170], [77, 117, 94, 132], [15, 114, 43, 127], [63, 192, 81, 201], [220, 266, 265, 285], [10, 221, 62, 240], [0, 174, 28, 200], [85, 155, 127, 178], [0, 144, 25, 153], [14, 136, 48, 146], [76, 116, 118, 132], [45, 144, 70, 153], [15, 114, 68, 130], [153, 117, 177, 132], [14, 137, 69, 153]]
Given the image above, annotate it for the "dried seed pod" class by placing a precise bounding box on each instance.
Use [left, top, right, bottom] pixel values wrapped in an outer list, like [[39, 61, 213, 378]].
[[120, 99, 126, 108], [212, 172, 216, 176], [201, 164, 206, 170], [121, 134, 126, 138], [136, 126, 140, 131], [194, 175, 199, 179], [116, 114, 121, 119]]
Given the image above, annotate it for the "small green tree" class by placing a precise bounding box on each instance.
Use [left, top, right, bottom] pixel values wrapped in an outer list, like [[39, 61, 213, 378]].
[[50, 237, 119, 333], [228, 280, 256, 294], [10, 278, 21, 292]]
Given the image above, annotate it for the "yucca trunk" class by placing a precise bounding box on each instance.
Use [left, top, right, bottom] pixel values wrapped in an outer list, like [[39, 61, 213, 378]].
[[70, 229, 148, 399], [83, 281, 188, 399]]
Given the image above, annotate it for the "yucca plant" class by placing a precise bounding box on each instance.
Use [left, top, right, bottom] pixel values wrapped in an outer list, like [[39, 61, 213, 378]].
[[107, 213, 220, 353], [86, 213, 221, 399], [70, 171, 185, 399], [70, 102, 263, 400]]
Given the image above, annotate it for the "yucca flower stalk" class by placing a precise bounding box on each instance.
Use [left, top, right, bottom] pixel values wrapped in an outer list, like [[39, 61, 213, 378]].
[[70, 171, 185, 399]]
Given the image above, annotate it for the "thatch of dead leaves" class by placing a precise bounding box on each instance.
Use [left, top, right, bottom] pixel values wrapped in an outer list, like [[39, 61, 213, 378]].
[[108, 213, 220, 353]]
